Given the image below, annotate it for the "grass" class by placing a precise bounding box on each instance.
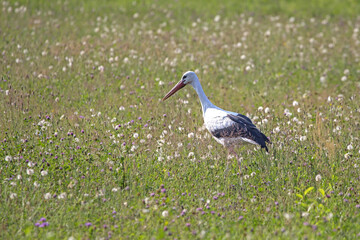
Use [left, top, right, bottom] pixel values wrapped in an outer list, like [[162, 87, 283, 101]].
[[1, 0, 360, 239]]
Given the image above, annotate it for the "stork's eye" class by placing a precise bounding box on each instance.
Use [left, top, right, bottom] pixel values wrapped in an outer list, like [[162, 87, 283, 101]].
[[183, 75, 187, 79]]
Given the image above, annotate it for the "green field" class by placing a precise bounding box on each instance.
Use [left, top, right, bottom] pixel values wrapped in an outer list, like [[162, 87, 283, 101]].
[[1, 0, 360, 239]]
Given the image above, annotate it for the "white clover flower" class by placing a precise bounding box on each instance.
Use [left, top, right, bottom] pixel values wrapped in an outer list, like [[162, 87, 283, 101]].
[[302, 212, 309, 217], [162, 210, 169, 217], [133, 133, 139, 138], [347, 144, 353, 150], [214, 15, 220, 22], [258, 106, 263, 111], [264, 107, 270, 113], [188, 152, 195, 158], [119, 106, 125, 111], [344, 153, 352, 159], [284, 109, 292, 117], [58, 192, 67, 199], [98, 65, 104, 72], [274, 126, 280, 133], [26, 169, 34, 175], [28, 161, 35, 167], [112, 188, 119, 192], [147, 134, 152, 139], [344, 69, 350, 75], [34, 181, 40, 187], [188, 132, 194, 138], [41, 170, 48, 176], [299, 136, 307, 141], [130, 145, 137, 152], [341, 76, 347, 82], [5, 155, 12, 162], [284, 213, 293, 220], [44, 193, 52, 199], [250, 172, 256, 177], [10, 193, 17, 199], [292, 101, 299, 106], [320, 76, 326, 83], [315, 174, 322, 181]]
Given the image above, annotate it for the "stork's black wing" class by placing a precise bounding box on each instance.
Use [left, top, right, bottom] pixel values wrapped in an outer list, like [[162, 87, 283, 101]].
[[211, 113, 271, 152]]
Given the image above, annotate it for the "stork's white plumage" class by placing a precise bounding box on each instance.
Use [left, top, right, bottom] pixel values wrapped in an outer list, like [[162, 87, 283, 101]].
[[162, 71, 271, 153]]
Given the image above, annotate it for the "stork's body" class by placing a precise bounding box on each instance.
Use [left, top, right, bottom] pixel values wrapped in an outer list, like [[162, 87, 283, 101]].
[[162, 71, 271, 153]]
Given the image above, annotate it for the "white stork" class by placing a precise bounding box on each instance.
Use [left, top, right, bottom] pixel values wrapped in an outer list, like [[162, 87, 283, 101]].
[[162, 71, 271, 172]]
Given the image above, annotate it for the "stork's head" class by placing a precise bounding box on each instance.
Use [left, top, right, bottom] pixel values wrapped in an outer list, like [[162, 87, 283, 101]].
[[162, 71, 198, 101]]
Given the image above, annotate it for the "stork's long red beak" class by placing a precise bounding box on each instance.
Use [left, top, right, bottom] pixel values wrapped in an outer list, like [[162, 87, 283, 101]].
[[162, 80, 186, 101]]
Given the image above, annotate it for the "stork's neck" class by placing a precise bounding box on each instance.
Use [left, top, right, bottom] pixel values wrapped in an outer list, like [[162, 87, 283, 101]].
[[190, 79, 215, 115]]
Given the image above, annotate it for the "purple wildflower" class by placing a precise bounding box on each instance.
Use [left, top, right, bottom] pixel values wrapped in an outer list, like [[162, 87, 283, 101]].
[[85, 222, 92, 227], [39, 222, 49, 227]]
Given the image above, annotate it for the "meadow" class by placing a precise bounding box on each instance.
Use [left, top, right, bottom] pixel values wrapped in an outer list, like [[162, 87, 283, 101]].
[[1, 0, 360, 239]]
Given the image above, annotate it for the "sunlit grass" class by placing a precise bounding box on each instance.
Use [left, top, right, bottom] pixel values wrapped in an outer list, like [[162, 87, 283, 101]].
[[1, 0, 360, 239]]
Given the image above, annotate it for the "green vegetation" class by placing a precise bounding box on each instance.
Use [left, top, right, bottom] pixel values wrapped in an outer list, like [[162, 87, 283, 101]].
[[1, 0, 359, 239]]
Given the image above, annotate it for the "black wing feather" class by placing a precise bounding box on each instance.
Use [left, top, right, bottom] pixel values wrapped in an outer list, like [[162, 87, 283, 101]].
[[211, 113, 271, 152]]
